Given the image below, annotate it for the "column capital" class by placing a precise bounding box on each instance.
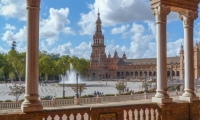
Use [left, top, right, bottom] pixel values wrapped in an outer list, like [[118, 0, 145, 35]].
[[27, 0, 40, 7], [179, 10, 198, 27], [152, 4, 170, 23]]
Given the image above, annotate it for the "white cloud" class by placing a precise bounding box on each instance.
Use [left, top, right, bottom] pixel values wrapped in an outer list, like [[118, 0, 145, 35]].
[[167, 38, 183, 57], [4, 23, 16, 30], [40, 7, 75, 45], [0, 46, 7, 53], [78, 0, 180, 36], [1, 26, 27, 46], [111, 24, 129, 34], [0, 0, 26, 20], [78, 11, 96, 35], [49, 42, 91, 59], [105, 22, 181, 59]]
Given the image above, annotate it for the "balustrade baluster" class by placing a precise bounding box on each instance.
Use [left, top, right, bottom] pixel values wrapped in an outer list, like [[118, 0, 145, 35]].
[[137, 109, 140, 120], [127, 110, 130, 120], [87, 113, 90, 120], [124, 110, 128, 120], [132, 109, 136, 120], [58, 114, 62, 120], [42, 116, 48, 120], [153, 108, 156, 120], [81, 113, 84, 120], [51, 115, 56, 120], [142, 108, 146, 120], [147, 108, 151, 120], [74, 113, 77, 120]]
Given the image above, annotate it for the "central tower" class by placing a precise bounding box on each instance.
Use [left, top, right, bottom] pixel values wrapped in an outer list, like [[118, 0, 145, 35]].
[[90, 11, 107, 69]]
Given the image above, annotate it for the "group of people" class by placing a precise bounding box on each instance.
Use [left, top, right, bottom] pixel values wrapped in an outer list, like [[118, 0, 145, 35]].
[[94, 91, 104, 97]]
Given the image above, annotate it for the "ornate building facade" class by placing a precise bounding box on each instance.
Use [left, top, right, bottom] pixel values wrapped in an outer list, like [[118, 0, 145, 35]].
[[86, 12, 200, 81]]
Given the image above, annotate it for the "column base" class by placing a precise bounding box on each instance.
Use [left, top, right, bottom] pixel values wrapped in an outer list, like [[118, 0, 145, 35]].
[[179, 96, 199, 102], [21, 94, 43, 112], [152, 97, 173, 103], [21, 104, 43, 113]]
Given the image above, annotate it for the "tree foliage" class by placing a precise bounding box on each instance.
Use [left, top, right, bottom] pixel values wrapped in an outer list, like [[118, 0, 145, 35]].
[[8, 84, 25, 101], [115, 80, 127, 94], [0, 48, 90, 82], [11, 41, 17, 50], [71, 84, 87, 97], [7, 50, 25, 81]]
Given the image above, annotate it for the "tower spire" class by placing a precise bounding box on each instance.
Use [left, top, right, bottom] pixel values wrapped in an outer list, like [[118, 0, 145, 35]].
[[98, 7, 100, 17]]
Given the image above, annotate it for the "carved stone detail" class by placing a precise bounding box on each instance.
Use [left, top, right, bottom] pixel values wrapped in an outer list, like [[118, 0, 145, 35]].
[[27, 0, 40, 7], [179, 10, 198, 27], [152, 5, 170, 22]]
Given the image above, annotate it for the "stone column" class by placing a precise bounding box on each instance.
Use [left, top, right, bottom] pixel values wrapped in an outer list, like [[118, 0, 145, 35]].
[[21, 0, 43, 112], [152, 5, 172, 103], [179, 10, 199, 102]]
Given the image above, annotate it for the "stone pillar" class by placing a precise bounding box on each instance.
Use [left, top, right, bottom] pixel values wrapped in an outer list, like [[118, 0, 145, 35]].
[[151, 5, 172, 103], [179, 10, 199, 102], [21, 0, 43, 112]]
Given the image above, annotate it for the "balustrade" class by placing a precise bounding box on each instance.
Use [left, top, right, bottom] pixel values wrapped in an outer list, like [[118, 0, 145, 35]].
[[1, 101, 200, 119], [0, 92, 189, 110]]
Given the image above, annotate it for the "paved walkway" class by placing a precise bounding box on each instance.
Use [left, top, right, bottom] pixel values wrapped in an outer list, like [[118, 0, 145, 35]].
[[0, 81, 143, 101]]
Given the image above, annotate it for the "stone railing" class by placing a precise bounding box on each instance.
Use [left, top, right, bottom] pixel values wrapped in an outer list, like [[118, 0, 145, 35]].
[[0, 101, 21, 109], [1, 101, 200, 120], [0, 92, 180, 110]]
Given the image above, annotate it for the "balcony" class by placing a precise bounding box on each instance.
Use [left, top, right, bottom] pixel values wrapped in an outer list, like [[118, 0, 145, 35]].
[[0, 92, 200, 120]]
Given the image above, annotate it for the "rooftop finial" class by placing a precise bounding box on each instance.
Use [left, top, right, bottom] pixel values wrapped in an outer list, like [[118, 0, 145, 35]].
[[180, 43, 183, 51], [98, 7, 100, 17]]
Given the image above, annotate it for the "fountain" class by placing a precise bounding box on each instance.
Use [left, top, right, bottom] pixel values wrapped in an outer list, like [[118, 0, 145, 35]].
[[57, 63, 86, 87]]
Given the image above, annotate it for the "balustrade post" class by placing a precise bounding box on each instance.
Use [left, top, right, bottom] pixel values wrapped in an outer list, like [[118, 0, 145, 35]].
[[96, 95, 100, 103], [74, 96, 80, 105]]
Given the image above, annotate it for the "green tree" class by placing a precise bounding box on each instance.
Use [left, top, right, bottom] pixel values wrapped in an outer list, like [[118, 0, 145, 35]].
[[56, 55, 70, 75], [39, 55, 54, 80], [7, 50, 25, 82], [0, 68, 4, 81], [76, 58, 90, 76], [115, 81, 127, 94], [71, 84, 87, 97], [11, 41, 17, 50], [8, 84, 25, 101], [9, 72, 16, 82]]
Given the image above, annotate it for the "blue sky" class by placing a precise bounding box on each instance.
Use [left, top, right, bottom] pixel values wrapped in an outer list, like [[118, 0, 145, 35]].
[[0, 0, 200, 60]]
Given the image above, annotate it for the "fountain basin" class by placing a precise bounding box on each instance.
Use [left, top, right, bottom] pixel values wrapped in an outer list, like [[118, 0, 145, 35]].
[[56, 83, 86, 87]]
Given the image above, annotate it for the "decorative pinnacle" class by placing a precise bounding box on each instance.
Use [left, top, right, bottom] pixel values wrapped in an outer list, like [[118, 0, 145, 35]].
[[98, 7, 100, 17]]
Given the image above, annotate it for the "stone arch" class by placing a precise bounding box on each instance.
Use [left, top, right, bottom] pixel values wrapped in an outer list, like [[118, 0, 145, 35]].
[[117, 72, 120, 78], [172, 71, 175, 76], [93, 73, 96, 79], [126, 72, 129, 77], [153, 71, 156, 76], [176, 71, 180, 77], [149, 71, 152, 76], [135, 71, 138, 77], [140, 71, 143, 76], [167, 71, 170, 77]]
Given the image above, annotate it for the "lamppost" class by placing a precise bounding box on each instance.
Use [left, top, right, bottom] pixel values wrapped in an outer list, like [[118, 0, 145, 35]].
[[62, 75, 65, 98], [76, 73, 79, 98], [144, 73, 147, 94], [171, 62, 173, 82]]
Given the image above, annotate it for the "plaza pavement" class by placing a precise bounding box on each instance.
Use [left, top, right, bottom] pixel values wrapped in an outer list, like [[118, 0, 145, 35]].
[[0, 81, 143, 101]]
